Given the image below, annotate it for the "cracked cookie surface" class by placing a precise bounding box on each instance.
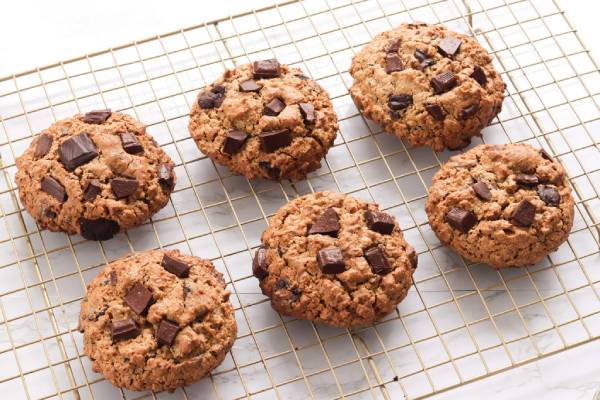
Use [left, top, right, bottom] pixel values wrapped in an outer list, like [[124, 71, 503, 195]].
[[188, 60, 338, 181], [15, 111, 176, 241], [426, 144, 574, 268], [349, 23, 506, 151], [79, 249, 237, 392], [253, 191, 417, 328]]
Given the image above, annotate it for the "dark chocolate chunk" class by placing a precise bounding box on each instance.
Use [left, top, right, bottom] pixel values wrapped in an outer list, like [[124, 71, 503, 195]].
[[198, 86, 226, 109], [408, 248, 418, 270], [437, 36, 462, 57], [365, 210, 395, 234], [291, 287, 302, 302], [111, 318, 140, 342], [263, 98, 286, 116], [82, 109, 112, 124], [425, 104, 445, 121], [275, 279, 288, 290], [124, 282, 153, 315], [252, 246, 268, 279], [472, 182, 492, 201], [45, 209, 56, 219], [259, 162, 280, 179], [260, 129, 292, 153], [308, 207, 340, 237], [386, 39, 401, 53], [445, 208, 477, 233], [317, 247, 345, 274], [385, 54, 403, 74], [83, 179, 102, 202], [79, 218, 119, 241], [157, 320, 180, 346], [515, 174, 539, 187], [459, 104, 479, 120], [538, 186, 560, 207], [414, 49, 435, 70], [431, 71, 458, 94], [34, 134, 53, 158], [471, 66, 487, 86], [239, 79, 260, 93], [540, 148, 554, 161], [59, 133, 98, 170], [158, 164, 174, 190], [121, 132, 143, 154], [222, 130, 248, 155], [110, 270, 118, 285], [511, 200, 536, 227], [253, 59, 280, 79], [389, 94, 413, 111], [299, 103, 315, 124], [161, 253, 191, 278], [111, 178, 138, 199], [364, 246, 392, 275], [41, 176, 67, 202]]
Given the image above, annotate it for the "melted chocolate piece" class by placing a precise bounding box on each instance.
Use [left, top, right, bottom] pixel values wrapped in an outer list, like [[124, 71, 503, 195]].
[[59, 133, 98, 170], [82, 109, 112, 124], [34, 134, 53, 158], [263, 98, 286, 116], [472, 182, 492, 201], [459, 104, 479, 120], [121, 132, 144, 154], [252, 246, 268, 279], [425, 104, 445, 121], [308, 207, 340, 237], [437, 36, 462, 57], [385, 54, 403, 73], [389, 94, 413, 111], [222, 130, 248, 155], [259, 162, 280, 179], [111, 178, 138, 199], [124, 282, 153, 315], [471, 66, 487, 86], [431, 71, 458, 94], [79, 218, 119, 241], [239, 79, 260, 92], [445, 208, 477, 233], [111, 318, 140, 342], [157, 320, 180, 346], [41, 176, 67, 202], [158, 164, 175, 190], [365, 210, 395, 234], [386, 39, 401, 53], [364, 246, 392, 275], [83, 179, 102, 202], [161, 254, 191, 278], [511, 200, 536, 227], [515, 174, 539, 187], [253, 59, 281, 79], [299, 103, 315, 124], [259, 129, 292, 153], [198, 86, 226, 109], [538, 186, 560, 206], [317, 247, 345, 274]]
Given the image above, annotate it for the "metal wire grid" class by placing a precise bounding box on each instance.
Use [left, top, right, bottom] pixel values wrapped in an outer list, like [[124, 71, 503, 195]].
[[0, 0, 598, 399]]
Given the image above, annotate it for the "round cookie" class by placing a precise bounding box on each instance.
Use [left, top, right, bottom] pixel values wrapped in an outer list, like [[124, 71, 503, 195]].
[[79, 249, 237, 392], [426, 144, 574, 268], [349, 22, 506, 151], [15, 110, 176, 241], [188, 59, 339, 181], [252, 191, 417, 328]]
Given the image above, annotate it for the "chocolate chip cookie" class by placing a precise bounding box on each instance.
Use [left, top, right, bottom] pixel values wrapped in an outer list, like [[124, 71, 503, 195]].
[[188, 59, 339, 180], [253, 191, 417, 328], [349, 23, 506, 151], [15, 110, 176, 241], [426, 144, 574, 268], [79, 249, 236, 392]]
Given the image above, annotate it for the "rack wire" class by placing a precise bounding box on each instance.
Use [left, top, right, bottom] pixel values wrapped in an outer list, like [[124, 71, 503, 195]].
[[0, 0, 598, 398]]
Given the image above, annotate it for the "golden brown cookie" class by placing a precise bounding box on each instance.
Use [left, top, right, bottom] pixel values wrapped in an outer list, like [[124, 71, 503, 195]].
[[253, 191, 417, 328], [15, 110, 176, 241], [426, 144, 574, 268], [79, 249, 237, 392], [188, 60, 338, 181], [349, 23, 506, 151]]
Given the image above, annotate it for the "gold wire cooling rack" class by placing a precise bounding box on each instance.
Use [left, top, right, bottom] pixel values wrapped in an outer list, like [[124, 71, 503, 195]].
[[0, 0, 599, 399]]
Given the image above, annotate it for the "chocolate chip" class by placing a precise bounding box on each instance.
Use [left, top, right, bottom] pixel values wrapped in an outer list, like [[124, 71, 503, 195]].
[[45, 209, 56, 219], [253, 59, 280, 79], [425, 104, 444, 121], [239, 79, 260, 92], [83, 179, 102, 202], [158, 164, 175, 190], [124, 282, 153, 315], [540, 148, 554, 161], [157, 320, 180, 347], [471, 66, 487, 86], [299, 103, 315, 124], [511, 200, 536, 227], [259, 162, 280, 179], [34, 134, 53, 158], [291, 287, 302, 302], [198, 86, 226, 109], [111, 318, 140, 342], [223, 130, 248, 155], [459, 104, 479, 120], [263, 98, 286, 116], [41, 176, 67, 202], [365, 210, 395, 234], [275, 279, 288, 290], [389, 94, 413, 111], [431, 71, 458, 94], [252, 246, 268, 279], [386, 39, 401, 53], [121, 132, 143, 154], [111, 178, 138, 199], [161, 253, 191, 278], [515, 174, 539, 187], [295, 73, 310, 80], [308, 207, 340, 237], [407, 248, 418, 270], [445, 208, 477, 233], [79, 218, 119, 241], [437, 36, 462, 57], [59, 133, 98, 170], [110, 270, 118, 285], [414, 49, 435, 70], [260, 129, 292, 153], [317, 247, 345, 274], [82, 109, 112, 124], [472, 182, 492, 201], [385, 54, 403, 74], [364, 246, 392, 275], [538, 186, 560, 206]]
